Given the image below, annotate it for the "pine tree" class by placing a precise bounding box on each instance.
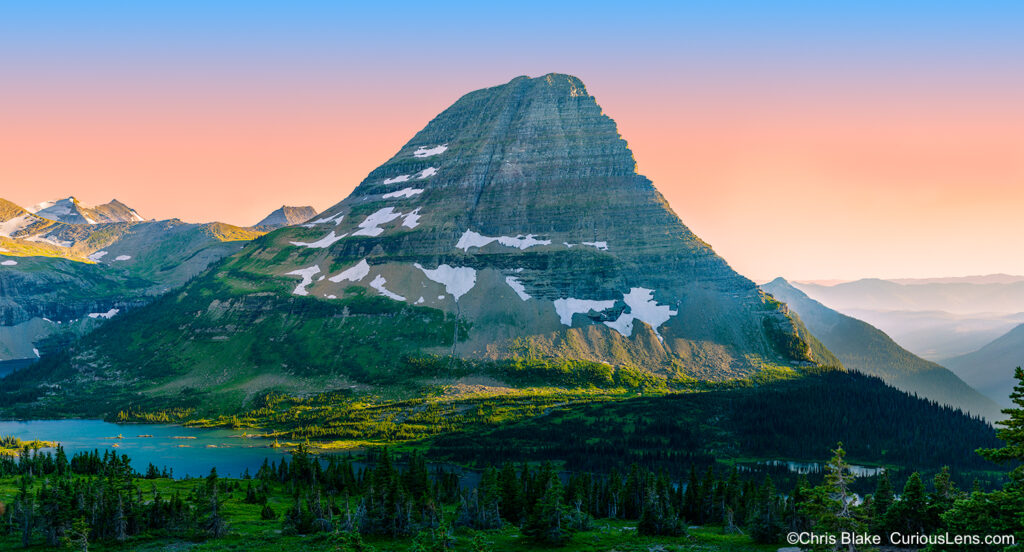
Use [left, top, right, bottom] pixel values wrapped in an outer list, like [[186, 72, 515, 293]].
[[747, 475, 784, 544], [887, 472, 927, 535], [979, 367, 1024, 484], [799, 443, 868, 552], [868, 470, 893, 537], [203, 485, 228, 538], [522, 468, 574, 546]]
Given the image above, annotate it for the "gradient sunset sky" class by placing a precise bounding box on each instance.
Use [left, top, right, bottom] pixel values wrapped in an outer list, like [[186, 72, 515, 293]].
[[2, 1, 1022, 282]]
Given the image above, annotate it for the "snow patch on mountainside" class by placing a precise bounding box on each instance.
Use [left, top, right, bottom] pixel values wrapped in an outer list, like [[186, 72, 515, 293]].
[[0, 214, 36, 237], [415, 263, 477, 300], [27, 235, 72, 248], [383, 187, 424, 199], [383, 175, 411, 185], [114, 255, 132, 261], [353, 207, 404, 237], [413, 144, 448, 158], [88, 309, 120, 319], [582, 241, 608, 251], [328, 259, 370, 283], [505, 276, 531, 301], [455, 230, 551, 251], [416, 167, 438, 179], [402, 208, 422, 228], [285, 265, 321, 296], [302, 212, 344, 227], [553, 298, 616, 326], [369, 274, 405, 301], [603, 288, 677, 340], [1, 260, 17, 266], [88, 251, 108, 262], [290, 230, 347, 249]]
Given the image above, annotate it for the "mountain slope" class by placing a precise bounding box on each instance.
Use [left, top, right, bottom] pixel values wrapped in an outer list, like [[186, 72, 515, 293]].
[[3, 74, 830, 413], [762, 278, 1002, 420], [255, 206, 316, 228], [1, 196, 264, 363], [944, 323, 1024, 407]]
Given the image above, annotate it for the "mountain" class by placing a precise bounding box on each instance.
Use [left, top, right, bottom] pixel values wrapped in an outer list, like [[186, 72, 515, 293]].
[[762, 278, 1003, 420], [793, 278, 1024, 360], [28, 196, 145, 225], [887, 274, 1024, 285], [841, 308, 1024, 361], [793, 278, 1024, 315], [1, 197, 265, 363], [944, 323, 1024, 407], [3, 74, 833, 414], [254, 205, 316, 228]]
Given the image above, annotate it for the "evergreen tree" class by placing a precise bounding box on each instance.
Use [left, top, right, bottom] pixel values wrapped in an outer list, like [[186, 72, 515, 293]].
[[522, 466, 574, 546], [887, 472, 928, 535], [868, 470, 893, 537], [799, 443, 867, 552], [747, 475, 784, 544], [978, 367, 1024, 484]]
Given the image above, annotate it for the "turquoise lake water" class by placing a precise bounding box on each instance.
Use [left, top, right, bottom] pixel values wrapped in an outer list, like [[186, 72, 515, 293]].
[[0, 419, 296, 478]]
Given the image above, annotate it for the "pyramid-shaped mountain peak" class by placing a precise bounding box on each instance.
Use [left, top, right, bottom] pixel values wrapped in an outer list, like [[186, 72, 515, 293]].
[[51, 75, 822, 406]]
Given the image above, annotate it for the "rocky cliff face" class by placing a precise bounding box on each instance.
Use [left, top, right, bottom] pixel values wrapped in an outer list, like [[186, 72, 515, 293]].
[[30, 74, 823, 408], [254, 206, 316, 228]]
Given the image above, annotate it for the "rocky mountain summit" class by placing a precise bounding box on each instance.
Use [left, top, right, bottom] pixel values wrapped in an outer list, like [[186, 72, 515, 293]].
[[18, 74, 834, 412], [29, 197, 145, 225], [254, 206, 316, 228]]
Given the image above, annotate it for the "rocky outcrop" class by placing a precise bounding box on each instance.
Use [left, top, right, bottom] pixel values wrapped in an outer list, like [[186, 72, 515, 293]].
[[254, 206, 316, 228]]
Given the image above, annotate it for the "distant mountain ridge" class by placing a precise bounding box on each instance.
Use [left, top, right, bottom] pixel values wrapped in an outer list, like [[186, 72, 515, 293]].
[[793, 278, 1024, 315], [29, 196, 145, 225], [944, 323, 1024, 407], [762, 277, 1002, 420], [793, 277, 1024, 361]]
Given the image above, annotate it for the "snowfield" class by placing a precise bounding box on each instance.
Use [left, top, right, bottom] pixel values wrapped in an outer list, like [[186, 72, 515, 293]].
[[413, 144, 448, 158], [382, 187, 424, 199], [328, 259, 370, 283], [603, 287, 677, 340], [370, 274, 405, 301], [290, 230, 347, 249], [415, 263, 477, 300], [353, 207, 404, 237], [285, 265, 321, 296], [455, 230, 551, 251], [88, 308, 120, 319], [553, 298, 616, 326], [505, 276, 531, 301]]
